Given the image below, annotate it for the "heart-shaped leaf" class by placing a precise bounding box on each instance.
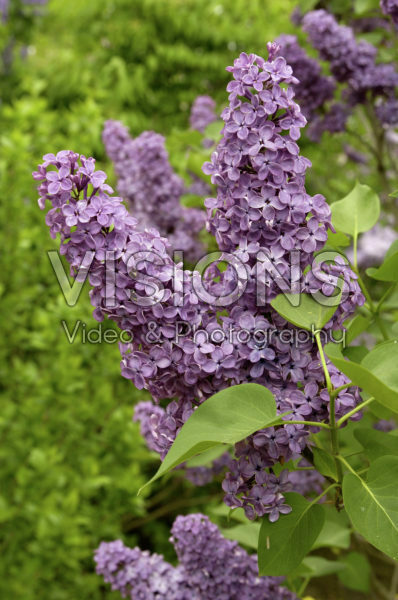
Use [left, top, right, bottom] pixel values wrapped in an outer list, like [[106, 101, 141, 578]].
[[331, 182, 380, 237], [271, 291, 341, 332], [139, 384, 280, 492], [337, 552, 371, 592], [343, 455, 398, 560], [366, 252, 398, 282], [258, 493, 325, 576]]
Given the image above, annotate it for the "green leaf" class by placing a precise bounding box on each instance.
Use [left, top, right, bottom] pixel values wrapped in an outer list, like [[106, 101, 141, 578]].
[[139, 384, 280, 492], [326, 230, 351, 249], [354, 428, 398, 461], [367, 252, 398, 282], [386, 239, 398, 260], [221, 522, 260, 550], [342, 455, 398, 560], [337, 552, 371, 592], [184, 445, 227, 468], [312, 447, 338, 481], [325, 341, 398, 414], [204, 120, 222, 140], [209, 503, 247, 523], [258, 493, 325, 576], [331, 182, 380, 238], [344, 345, 368, 363], [271, 291, 341, 332], [296, 556, 346, 578], [345, 314, 372, 345], [312, 509, 351, 550]]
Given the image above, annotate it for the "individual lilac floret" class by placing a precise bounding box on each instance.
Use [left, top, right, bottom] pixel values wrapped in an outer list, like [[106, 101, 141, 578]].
[[380, 0, 398, 26], [94, 514, 298, 600], [276, 34, 335, 121], [190, 95, 217, 133], [103, 120, 205, 262]]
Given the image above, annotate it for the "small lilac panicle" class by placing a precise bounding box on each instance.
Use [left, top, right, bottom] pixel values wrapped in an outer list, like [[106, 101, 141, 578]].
[[303, 10, 398, 116], [307, 103, 349, 142], [276, 34, 335, 121], [190, 95, 217, 133], [35, 46, 364, 523], [94, 540, 187, 599], [102, 120, 205, 262], [0, 0, 9, 22], [94, 514, 298, 600], [380, 0, 398, 27]]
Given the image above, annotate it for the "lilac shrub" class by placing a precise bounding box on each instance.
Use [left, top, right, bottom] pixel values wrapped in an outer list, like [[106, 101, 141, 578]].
[[102, 120, 205, 262], [34, 45, 365, 521], [94, 513, 298, 600]]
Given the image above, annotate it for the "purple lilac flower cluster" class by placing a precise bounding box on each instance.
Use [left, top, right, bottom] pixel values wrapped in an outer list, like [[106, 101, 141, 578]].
[[103, 120, 205, 262], [302, 10, 398, 127], [189, 95, 217, 133], [34, 47, 364, 521], [381, 0, 398, 26], [95, 514, 298, 600]]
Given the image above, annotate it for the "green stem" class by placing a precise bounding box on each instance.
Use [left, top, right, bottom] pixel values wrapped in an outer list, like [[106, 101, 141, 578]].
[[376, 283, 396, 314], [297, 576, 311, 597], [332, 382, 352, 397], [337, 454, 358, 475], [337, 397, 375, 428], [286, 419, 330, 430], [353, 234, 358, 271], [311, 482, 339, 506], [315, 332, 343, 485], [315, 332, 332, 396]]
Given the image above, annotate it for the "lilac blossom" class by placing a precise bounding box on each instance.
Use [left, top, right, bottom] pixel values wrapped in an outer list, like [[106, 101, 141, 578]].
[[380, 0, 398, 26], [189, 95, 217, 133], [302, 10, 398, 120], [35, 46, 364, 521], [103, 120, 205, 262], [95, 514, 298, 600]]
